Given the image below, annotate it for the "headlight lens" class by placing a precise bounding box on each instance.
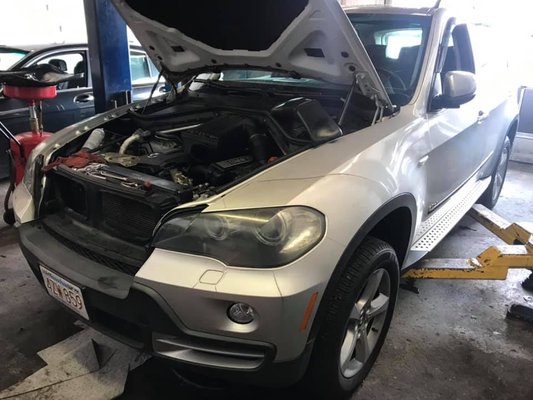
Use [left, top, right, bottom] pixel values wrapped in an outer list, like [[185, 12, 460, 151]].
[[153, 207, 325, 268]]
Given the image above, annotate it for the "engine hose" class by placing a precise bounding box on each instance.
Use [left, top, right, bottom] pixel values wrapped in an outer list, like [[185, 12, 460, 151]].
[[119, 133, 143, 154]]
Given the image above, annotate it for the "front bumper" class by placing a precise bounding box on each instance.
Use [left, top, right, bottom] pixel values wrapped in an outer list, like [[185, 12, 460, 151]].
[[17, 220, 343, 386]]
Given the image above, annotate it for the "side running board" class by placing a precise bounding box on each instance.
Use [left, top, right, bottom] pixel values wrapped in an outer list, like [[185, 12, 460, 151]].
[[405, 177, 491, 266]]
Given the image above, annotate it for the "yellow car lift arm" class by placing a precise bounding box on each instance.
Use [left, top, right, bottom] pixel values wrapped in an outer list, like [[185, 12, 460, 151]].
[[403, 204, 533, 280]]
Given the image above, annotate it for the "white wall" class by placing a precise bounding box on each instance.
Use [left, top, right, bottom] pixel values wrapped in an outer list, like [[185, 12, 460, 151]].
[[2, 0, 532, 85], [0, 0, 139, 47], [0, 0, 87, 46]]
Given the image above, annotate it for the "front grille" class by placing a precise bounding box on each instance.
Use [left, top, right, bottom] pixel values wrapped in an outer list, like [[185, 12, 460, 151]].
[[101, 193, 160, 242], [55, 174, 87, 216], [44, 225, 142, 276], [49, 169, 168, 244]]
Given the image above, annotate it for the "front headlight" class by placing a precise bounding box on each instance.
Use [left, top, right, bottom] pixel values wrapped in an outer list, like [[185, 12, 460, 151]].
[[153, 207, 325, 268]]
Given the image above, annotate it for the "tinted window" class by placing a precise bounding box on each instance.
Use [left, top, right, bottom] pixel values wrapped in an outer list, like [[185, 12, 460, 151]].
[[35, 52, 87, 90], [348, 13, 431, 106], [441, 24, 475, 75]]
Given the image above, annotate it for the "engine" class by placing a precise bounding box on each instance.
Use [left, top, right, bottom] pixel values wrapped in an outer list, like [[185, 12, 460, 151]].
[[40, 112, 282, 247], [40, 97, 343, 250], [73, 112, 280, 200]]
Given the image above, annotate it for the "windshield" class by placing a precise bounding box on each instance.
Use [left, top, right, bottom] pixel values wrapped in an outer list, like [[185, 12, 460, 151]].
[[217, 70, 334, 89], [348, 13, 431, 105], [0, 49, 28, 70], [193, 13, 430, 107]]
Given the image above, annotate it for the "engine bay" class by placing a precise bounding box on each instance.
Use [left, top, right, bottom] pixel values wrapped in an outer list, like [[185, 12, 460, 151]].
[[39, 89, 376, 248], [46, 92, 358, 208], [71, 110, 283, 202]]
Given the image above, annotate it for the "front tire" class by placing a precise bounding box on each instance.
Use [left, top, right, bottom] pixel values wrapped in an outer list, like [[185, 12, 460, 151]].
[[479, 136, 512, 209], [304, 237, 399, 399]]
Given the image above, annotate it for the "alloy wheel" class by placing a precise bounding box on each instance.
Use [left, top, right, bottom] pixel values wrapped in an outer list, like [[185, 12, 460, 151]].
[[339, 268, 391, 378]]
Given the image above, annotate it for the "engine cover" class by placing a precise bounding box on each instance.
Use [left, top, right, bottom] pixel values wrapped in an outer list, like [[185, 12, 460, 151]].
[[182, 114, 252, 163]]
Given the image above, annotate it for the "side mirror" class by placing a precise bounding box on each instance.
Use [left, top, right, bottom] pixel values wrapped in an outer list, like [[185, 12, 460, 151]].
[[432, 71, 477, 110]]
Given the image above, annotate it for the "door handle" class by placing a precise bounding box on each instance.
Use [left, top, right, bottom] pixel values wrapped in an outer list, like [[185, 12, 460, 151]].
[[477, 110, 489, 123], [418, 155, 429, 167], [74, 93, 94, 104]]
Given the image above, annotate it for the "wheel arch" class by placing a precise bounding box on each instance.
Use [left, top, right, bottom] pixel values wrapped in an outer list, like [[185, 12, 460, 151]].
[[308, 193, 417, 341], [507, 118, 519, 144]]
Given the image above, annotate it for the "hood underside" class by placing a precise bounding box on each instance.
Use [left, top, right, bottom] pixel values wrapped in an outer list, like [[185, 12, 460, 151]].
[[113, 0, 392, 108]]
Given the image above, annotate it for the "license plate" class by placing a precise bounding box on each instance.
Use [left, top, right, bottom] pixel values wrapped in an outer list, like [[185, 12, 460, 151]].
[[40, 266, 89, 320]]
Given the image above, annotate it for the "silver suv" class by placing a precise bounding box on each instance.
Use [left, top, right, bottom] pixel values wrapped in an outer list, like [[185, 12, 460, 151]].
[[14, 1, 518, 398]]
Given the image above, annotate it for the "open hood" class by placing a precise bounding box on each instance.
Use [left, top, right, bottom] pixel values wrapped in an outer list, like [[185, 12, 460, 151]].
[[113, 0, 392, 109]]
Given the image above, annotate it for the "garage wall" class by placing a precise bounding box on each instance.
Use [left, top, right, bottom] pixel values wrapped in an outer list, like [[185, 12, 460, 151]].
[[0, 0, 139, 47], [0, 0, 86, 46], [2, 0, 532, 87]]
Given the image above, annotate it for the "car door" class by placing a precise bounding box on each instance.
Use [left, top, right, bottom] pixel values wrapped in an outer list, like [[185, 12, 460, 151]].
[[424, 22, 487, 212], [130, 50, 168, 101], [29, 49, 95, 131]]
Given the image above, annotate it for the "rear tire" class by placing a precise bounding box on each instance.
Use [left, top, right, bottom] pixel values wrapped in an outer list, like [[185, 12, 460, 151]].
[[478, 136, 511, 209], [304, 237, 399, 399]]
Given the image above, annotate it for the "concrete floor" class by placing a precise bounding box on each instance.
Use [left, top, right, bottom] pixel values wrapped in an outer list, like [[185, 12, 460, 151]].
[[0, 162, 532, 400]]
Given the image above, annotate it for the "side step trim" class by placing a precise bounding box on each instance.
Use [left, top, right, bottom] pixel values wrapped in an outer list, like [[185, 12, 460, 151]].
[[410, 177, 491, 253]]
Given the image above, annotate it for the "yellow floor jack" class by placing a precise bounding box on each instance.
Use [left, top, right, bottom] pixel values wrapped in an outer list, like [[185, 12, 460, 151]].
[[402, 204, 533, 323]]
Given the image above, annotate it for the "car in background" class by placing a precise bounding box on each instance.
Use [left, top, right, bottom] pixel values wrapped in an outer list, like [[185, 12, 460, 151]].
[[0, 46, 28, 70], [513, 88, 533, 163], [0, 43, 166, 178]]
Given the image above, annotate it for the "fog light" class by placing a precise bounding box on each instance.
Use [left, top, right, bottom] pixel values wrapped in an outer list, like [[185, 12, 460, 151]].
[[228, 303, 256, 324]]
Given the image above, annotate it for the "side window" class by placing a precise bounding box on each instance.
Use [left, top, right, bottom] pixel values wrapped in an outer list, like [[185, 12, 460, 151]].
[[36, 52, 88, 90], [430, 22, 476, 106], [130, 53, 153, 84], [441, 24, 475, 75]]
